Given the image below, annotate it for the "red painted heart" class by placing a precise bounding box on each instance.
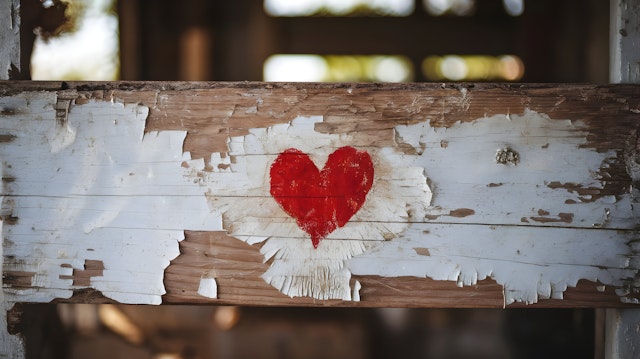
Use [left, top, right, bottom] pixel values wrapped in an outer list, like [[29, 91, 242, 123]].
[[270, 146, 374, 248]]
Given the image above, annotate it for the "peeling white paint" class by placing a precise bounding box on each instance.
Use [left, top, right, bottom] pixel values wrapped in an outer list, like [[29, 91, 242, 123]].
[[350, 224, 636, 304], [352, 280, 361, 302], [1, 94, 220, 305], [350, 110, 638, 304], [393, 109, 637, 228], [192, 116, 432, 300], [1, 92, 637, 306], [197, 276, 218, 299], [196, 111, 638, 304]]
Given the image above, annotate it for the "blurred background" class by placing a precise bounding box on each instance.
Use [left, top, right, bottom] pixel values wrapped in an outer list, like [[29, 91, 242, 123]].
[[19, 0, 608, 358], [25, 0, 608, 83]]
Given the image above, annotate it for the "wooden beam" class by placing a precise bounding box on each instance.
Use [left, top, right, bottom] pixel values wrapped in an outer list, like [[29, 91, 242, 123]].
[[1, 81, 638, 309]]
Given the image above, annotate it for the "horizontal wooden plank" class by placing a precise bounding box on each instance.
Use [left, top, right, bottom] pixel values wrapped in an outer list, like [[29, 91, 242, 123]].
[[1, 81, 639, 307]]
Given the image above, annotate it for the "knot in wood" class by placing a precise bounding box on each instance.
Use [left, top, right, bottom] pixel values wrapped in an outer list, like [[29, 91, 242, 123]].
[[496, 147, 519, 165]]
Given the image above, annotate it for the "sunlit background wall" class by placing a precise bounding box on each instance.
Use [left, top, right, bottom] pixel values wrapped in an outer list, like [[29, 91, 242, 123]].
[[30, 0, 119, 80]]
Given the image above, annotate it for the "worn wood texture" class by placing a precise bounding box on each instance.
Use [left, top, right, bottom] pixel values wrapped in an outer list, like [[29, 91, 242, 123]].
[[1, 81, 639, 308]]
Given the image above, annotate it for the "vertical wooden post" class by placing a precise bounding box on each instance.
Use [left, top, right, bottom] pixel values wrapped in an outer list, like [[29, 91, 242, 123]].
[[605, 1, 640, 358], [118, 0, 141, 80], [610, 0, 640, 83], [0, 0, 21, 80], [605, 309, 640, 359]]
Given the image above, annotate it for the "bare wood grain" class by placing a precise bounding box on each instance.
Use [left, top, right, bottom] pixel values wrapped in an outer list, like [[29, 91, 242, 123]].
[[162, 230, 637, 308]]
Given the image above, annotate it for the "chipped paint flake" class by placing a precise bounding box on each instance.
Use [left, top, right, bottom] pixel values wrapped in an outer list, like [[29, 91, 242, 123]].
[[352, 280, 361, 302], [197, 276, 218, 299]]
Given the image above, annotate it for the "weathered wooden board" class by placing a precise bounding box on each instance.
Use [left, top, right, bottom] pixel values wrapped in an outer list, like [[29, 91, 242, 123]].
[[1, 81, 639, 308]]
